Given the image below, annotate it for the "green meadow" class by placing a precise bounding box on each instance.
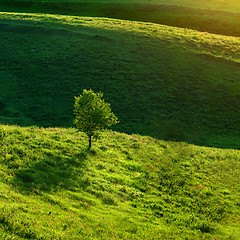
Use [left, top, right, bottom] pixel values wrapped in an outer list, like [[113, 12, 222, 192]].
[[0, 125, 240, 239], [1, 11, 240, 148], [1, 0, 240, 37], [0, 0, 240, 239]]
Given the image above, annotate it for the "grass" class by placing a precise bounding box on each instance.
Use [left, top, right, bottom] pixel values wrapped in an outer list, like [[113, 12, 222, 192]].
[[1, 0, 240, 37], [0, 12, 240, 148], [1, 1, 240, 239], [0, 124, 240, 239]]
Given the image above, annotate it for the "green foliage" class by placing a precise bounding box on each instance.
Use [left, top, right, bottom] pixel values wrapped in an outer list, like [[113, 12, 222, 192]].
[[74, 89, 118, 148], [0, 125, 6, 142]]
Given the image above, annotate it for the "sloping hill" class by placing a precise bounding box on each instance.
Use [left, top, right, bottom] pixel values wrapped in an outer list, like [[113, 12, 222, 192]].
[[1, 12, 240, 148], [0, 124, 240, 239], [1, 0, 240, 37]]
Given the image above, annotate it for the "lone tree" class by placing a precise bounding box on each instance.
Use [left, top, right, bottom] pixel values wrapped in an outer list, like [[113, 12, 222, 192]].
[[74, 89, 119, 148]]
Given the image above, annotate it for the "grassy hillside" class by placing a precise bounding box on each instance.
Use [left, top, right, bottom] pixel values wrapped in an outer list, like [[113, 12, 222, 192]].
[[0, 124, 240, 239], [1, 0, 240, 37], [2, 0, 240, 13], [1, 12, 240, 149], [8, 0, 239, 12]]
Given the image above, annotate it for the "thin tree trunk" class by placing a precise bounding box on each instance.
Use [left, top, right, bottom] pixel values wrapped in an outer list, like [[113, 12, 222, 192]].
[[88, 135, 92, 149]]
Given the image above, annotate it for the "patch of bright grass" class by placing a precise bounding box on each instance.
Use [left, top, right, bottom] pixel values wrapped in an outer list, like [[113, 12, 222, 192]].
[[0, 124, 239, 239], [1, 0, 240, 37]]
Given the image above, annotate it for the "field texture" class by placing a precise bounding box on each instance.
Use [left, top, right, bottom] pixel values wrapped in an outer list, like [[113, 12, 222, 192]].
[[0, 12, 240, 148], [0, 1, 240, 239], [1, 0, 240, 37], [0, 124, 240, 239]]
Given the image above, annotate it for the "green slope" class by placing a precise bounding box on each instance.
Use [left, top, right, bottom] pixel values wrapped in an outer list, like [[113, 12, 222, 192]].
[[0, 124, 240, 239], [1, 0, 240, 37], [1, 12, 240, 148], [2, 0, 240, 13]]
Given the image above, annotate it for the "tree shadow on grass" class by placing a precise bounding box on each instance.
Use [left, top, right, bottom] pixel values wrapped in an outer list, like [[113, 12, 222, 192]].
[[10, 149, 91, 194]]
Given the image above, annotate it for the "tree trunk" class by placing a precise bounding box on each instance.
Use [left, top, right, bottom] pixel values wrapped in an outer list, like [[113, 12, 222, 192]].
[[88, 135, 92, 149]]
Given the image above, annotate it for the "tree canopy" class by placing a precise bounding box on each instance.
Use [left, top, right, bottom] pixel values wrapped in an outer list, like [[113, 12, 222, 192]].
[[74, 89, 119, 148]]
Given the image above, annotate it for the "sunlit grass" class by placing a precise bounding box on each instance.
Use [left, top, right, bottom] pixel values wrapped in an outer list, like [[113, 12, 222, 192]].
[[2, 0, 240, 38], [0, 1, 240, 239], [2, 0, 240, 12], [0, 124, 240, 239], [0, 11, 239, 63]]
